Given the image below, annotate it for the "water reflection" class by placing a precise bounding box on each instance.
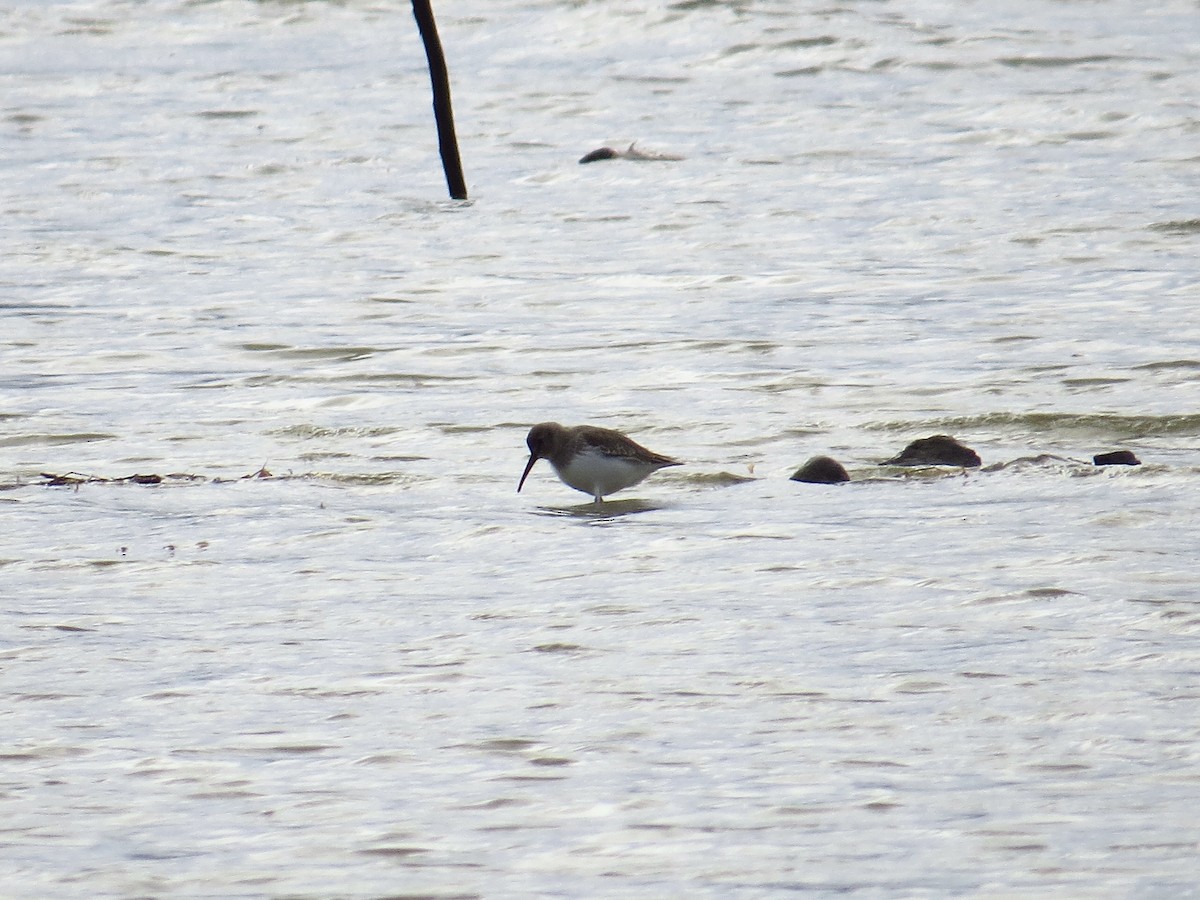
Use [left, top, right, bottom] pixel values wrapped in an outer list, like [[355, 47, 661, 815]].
[[529, 498, 670, 520]]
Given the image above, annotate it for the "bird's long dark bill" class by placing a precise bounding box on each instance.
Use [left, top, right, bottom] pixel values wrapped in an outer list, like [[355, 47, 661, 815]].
[[517, 454, 538, 492]]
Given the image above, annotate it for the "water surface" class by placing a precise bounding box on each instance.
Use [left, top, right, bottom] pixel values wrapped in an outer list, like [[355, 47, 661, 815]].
[[2, 0, 1199, 896]]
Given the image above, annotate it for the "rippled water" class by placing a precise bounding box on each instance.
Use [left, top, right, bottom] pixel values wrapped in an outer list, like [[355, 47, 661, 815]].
[[3, 0, 1200, 896]]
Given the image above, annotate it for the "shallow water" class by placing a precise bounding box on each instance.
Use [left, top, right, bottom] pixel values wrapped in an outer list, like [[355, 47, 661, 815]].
[[3, 0, 1200, 896]]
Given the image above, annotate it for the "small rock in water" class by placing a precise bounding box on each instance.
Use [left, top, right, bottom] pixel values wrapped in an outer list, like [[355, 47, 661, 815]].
[[885, 435, 981, 467], [1093, 450, 1141, 466], [790, 455, 850, 484]]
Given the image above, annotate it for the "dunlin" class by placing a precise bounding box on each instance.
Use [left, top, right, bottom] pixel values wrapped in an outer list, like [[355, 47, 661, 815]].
[[517, 422, 681, 502]]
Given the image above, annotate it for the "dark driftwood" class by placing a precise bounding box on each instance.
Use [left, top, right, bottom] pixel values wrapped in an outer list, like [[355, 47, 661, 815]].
[[412, 0, 467, 200]]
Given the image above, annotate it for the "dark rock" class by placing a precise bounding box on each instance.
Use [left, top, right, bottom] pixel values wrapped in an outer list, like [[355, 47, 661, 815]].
[[885, 435, 981, 467], [790, 455, 850, 484], [1093, 450, 1140, 466]]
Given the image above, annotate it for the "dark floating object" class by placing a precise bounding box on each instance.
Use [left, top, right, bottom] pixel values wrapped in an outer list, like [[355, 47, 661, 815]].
[[579, 142, 684, 164], [1093, 450, 1141, 466], [40, 472, 87, 487], [579, 147, 620, 164], [885, 435, 982, 468], [38, 469, 262, 487], [790, 455, 850, 484], [41, 471, 165, 486]]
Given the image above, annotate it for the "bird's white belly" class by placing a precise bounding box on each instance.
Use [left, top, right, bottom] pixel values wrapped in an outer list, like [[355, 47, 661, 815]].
[[557, 450, 650, 499]]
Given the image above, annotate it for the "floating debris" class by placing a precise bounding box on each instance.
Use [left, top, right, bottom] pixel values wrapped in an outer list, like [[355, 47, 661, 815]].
[[37, 470, 259, 487], [579, 142, 684, 164]]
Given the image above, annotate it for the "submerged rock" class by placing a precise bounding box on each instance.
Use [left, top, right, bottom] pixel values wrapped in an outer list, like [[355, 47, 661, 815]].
[[1093, 450, 1141, 466], [790, 455, 850, 484], [885, 435, 981, 468]]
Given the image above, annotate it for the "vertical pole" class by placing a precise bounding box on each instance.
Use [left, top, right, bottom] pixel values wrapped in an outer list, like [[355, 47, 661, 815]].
[[411, 0, 468, 200]]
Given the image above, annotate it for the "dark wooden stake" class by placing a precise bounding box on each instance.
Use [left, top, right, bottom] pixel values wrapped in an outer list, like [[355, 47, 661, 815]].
[[411, 0, 467, 200]]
